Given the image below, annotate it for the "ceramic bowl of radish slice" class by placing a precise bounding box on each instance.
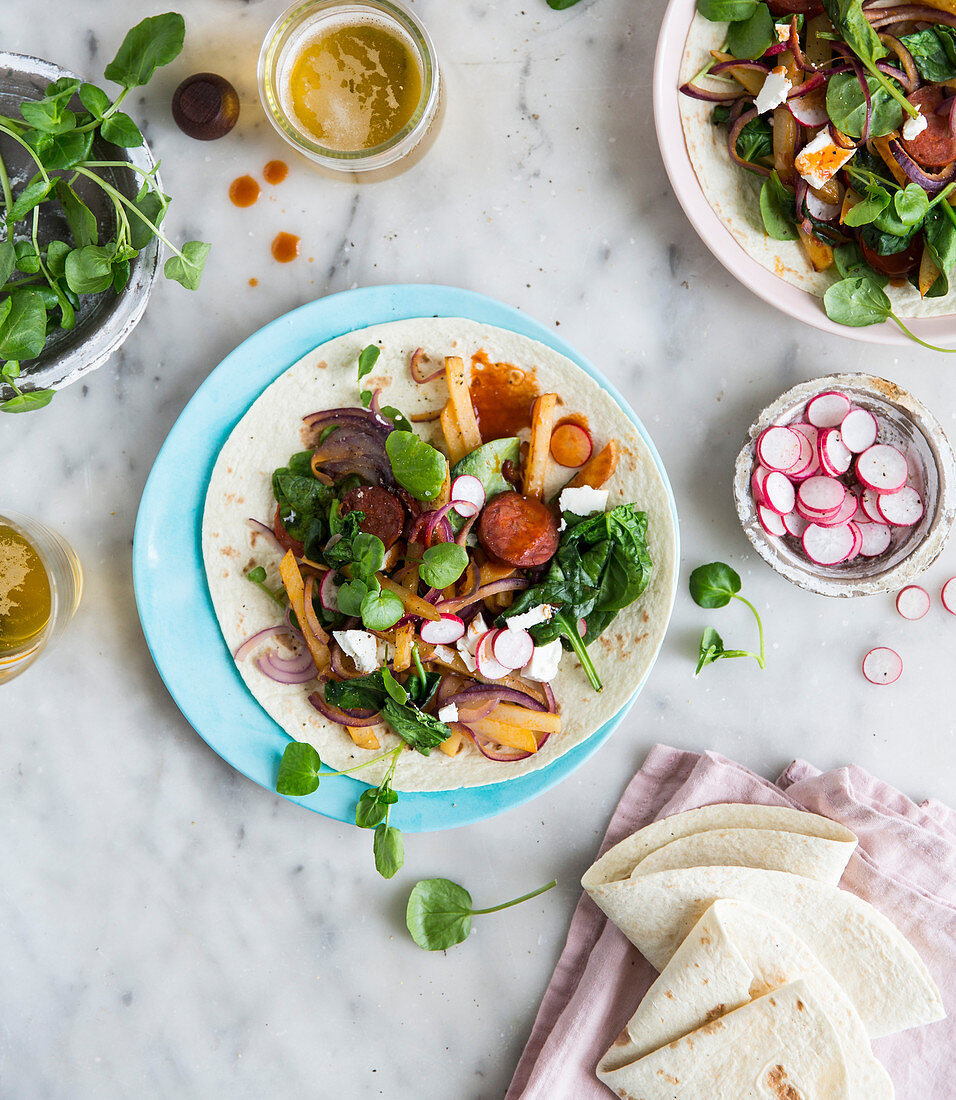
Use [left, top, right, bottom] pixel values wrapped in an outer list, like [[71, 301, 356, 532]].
[[733, 373, 956, 598]]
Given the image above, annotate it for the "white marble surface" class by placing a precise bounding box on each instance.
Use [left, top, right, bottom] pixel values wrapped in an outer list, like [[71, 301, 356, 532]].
[[2, 0, 956, 1096]]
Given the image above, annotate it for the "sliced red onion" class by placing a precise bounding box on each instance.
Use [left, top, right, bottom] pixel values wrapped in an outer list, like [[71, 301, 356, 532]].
[[728, 107, 772, 177], [768, 0, 823, 14], [455, 698, 499, 722], [257, 650, 317, 684], [678, 80, 748, 104], [455, 511, 480, 546], [409, 347, 444, 384], [880, 34, 919, 89], [828, 123, 857, 150], [284, 603, 306, 645], [541, 681, 557, 714], [319, 570, 341, 612], [449, 684, 548, 712], [874, 60, 916, 93], [786, 18, 817, 73], [307, 690, 381, 727], [887, 138, 956, 194], [866, 4, 956, 28], [436, 578, 529, 614], [786, 81, 831, 127], [329, 642, 369, 680], [710, 59, 772, 78], [247, 517, 284, 552], [234, 625, 291, 661]]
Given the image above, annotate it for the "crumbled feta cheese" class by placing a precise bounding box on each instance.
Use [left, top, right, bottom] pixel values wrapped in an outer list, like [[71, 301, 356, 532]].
[[903, 110, 928, 141], [456, 644, 478, 673], [455, 614, 487, 672], [431, 644, 457, 665], [438, 703, 459, 723], [754, 66, 792, 115], [794, 129, 856, 190], [775, 22, 791, 43], [558, 485, 609, 517], [506, 604, 555, 632], [522, 639, 563, 682], [332, 630, 380, 673]]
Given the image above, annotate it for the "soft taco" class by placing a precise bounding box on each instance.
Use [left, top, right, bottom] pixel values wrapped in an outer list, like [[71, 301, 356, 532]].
[[202, 317, 677, 793]]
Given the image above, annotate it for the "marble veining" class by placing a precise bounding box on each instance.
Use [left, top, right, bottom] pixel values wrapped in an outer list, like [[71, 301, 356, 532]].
[[2, 1, 955, 1097]]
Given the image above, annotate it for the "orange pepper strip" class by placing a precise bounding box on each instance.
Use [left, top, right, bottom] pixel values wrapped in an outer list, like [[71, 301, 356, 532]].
[[467, 717, 538, 754], [279, 550, 330, 674], [376, 573, 441, 622], [440, 400, 469, 465], [564, 440, 619, 491]]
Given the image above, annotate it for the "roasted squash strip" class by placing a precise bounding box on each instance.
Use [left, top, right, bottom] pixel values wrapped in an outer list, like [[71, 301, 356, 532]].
[[523, 392, 558, 500], [440, 401, 469, 465], [797, 223, 833, 272], [439, 729, 464, 757], [394, 623, 413, 672], [376, 573, 442, 621], [468, 717, 538, 754], [347, 726, 380, 750], [279, 551, 330, 674], [919, 249, 942, 298], [710, 51, 764, 95], [565, 439, 618, 490], [444, 356, 482, 453], [487, 703, 561, 734]]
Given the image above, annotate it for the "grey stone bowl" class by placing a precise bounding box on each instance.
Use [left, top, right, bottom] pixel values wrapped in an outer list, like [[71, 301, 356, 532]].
[[0, 51, 160, 398], [733, 373, 956, 597]]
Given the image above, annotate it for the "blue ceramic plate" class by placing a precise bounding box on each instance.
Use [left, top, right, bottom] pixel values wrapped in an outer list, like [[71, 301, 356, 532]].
[[132, 285, 679, 833]]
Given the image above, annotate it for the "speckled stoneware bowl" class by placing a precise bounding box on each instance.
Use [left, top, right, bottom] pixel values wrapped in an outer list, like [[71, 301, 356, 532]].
[[0, 52, 160, 399], [734, 373, 956, 598]]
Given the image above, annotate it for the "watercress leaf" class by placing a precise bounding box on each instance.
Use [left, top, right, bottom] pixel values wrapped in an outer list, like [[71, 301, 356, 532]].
[[727, 2, 774, 59], [894, 182, 930, 226], [0, 289, 47, 360], [65, 244, 116, 294], [832, 242, 885, 284], [355, 788, 389, 829], [25, 127, 93, 171], [45, 77, 82, 102], [696, 0, 757, 21], [405, 878, 473, 950], [826, 73, 902, 139], [247, 566, 267, 583], [759, 171, 798, 241], [360, 587, 404, 630], [112, 258, 131, 294], [104, 12, 186, 89], [385, 430, 448, 502], [19, 98, 76, 135], [78, 82, 111, 117], [843, 189, 890, 227], [53, 282, 76, 331], [7, 173, 55, 224], [325, 671, 389, 712], [373, 823, 404, 879], [357, 343, 380, 382], [164, 240, 210, 290], [0, 388, 55, 414], [360, 389, 373, 408], [689, 562, 742, 608], [44, 240, 71, 279], [823, 275, 892, 326], [0, 241, 14, 287], [337, 578, 372, 617], [275, 741, 322, 796], [14, 242, 41, 275], [419, 542, 468, 589], [55, 180, 98, 248], [352, 531, 386, 579], [382, 666, 409, 705], [380, 405, 413, 432], [0, 352, 17, 376], [900, 25, 956, 82], [872, 202, 917, 241], [696, 625, 726, 675], [382, 700, 450, 755], [129, 189, 167, 249], [101, 110, 144, 148]]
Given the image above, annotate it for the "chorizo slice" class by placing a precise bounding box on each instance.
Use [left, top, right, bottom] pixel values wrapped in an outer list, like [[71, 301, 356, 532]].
[[901, 86, 956, 170], [477, 491, 560, 568], [339, 486, 405, 549]]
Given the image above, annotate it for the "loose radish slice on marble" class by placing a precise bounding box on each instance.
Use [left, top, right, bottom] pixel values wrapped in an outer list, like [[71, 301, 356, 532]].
[[862, 647, 903, 685], [475, 630, 508, 679], [856, 445, 908, 494], [839, 407, 878, 452], [492, 627, 534, 670], [798, 476, 846, 516], [802, 522, 854, 565], [807, 391, 851, 428], [756, 426, 802, 472], [818, 428, 852, 476], [758, 504, 787, 537], [450, 475, 486, 513], [896, 585, 930, 620], [858, 522, 892, 557], [817, 492, 859, 527], [942, 578, 956, 614], [783, 511, 809, 538], [420, 614, 466, 644], [877, 486, 924, 527], [763, 472, 796, 515], [860, 488, 885, 524]]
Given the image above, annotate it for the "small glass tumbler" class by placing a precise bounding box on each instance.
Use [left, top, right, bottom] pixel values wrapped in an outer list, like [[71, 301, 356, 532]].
[[258, 0, 443, 177], [0, 511, 83, 684]]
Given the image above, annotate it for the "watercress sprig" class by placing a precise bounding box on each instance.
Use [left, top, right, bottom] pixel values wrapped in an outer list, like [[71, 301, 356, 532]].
[[824, 276, 956, 349], [405, 877, 558, 951], [689, 562, 766, 674]]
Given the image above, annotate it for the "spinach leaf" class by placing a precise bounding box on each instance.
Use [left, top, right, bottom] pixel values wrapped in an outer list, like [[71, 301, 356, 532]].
[[385, 430, 448, 502], [271, 467, 333, 543], [860, 221, 915, 256], [734, 115, 773, 163], [104, 12, 186, 89], [697, 0, 758, 20], [921, 206, 956, 297], [325, 670, 452, 754], [405, 878, 557, 952], [826, 73, 902, 139], [727, 2, 775, 59], [502, 503, 653, 693], [275, 742, 322, 796], [759, 172, 798, 241], [419, 543, 468, 589], [900, 25, 956, 82]]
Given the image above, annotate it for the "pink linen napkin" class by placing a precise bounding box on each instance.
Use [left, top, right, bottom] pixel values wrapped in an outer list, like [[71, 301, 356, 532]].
[[505, 745, 956, 1100]]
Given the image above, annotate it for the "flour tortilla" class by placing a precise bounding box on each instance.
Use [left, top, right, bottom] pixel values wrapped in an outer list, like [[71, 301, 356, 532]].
[[202, 317, 677, 792], [600, 978, 850, 1100], [585, 866, 945, 1038], [582, 804, 857, 891], [679, 13, 953, 318], [598, 899, 893, 1099]]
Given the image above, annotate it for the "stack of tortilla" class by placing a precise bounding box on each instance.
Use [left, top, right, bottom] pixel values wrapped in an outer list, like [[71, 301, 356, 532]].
[[581, 804, 945, 1098]]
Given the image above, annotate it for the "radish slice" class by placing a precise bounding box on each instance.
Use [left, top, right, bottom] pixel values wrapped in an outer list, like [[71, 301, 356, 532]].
[[807, 391, 851, 428], [862, 647, 903, 685], [876, 486, 924, 527], [577, 617, 587, 637], [758, 504, 787, 537], [856, 445, 908, 494], [756, 426, 802, 472], [319, 570, 341, 611], [492, 627, 534, 670], [798, 476, 846, 515], [817, 492, 859, 528], [763, 471, 796, 516], [818, 428, 852, 477], [751, 465, 773, 505], [790, 423, 819, 451], [420, 614, 466, 644], [942, 578, 956, 615], [475, 630, 509, 679], [783, 511, 809, 538], [802, 522, 854, 565], [450, 475, 486, 513], [839, 407, 878, 452], [845, 521, 863, 562], [860, 487, 885, 524], [896, 585, 930, 620], [858, 522, 892, 557]]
